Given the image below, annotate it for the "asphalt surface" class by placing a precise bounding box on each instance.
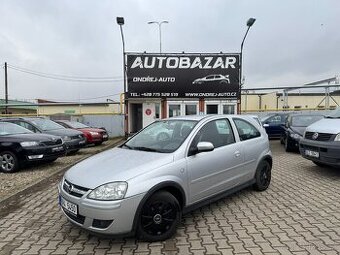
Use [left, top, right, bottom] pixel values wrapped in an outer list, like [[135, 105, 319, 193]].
[[0, 141, 339, 255]]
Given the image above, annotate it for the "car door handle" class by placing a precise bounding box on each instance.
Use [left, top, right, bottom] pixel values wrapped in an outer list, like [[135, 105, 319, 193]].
[[234, 151, 241, 158]]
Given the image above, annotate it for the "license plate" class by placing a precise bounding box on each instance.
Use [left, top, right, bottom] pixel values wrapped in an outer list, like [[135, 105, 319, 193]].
[[52, 146, 64, 152], [305, 149, 319, 158], [60, 196, 78, 215], [79, 140, 86, 145], [103, 135, 108, 139]]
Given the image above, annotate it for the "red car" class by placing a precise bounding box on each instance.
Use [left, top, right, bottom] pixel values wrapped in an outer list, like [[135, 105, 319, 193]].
[[55, 120, 108, 145]]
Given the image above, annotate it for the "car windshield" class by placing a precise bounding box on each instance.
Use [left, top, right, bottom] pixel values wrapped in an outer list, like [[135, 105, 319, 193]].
[[30, 119, 65, 131], [123, 120, 197, 153], [291, 115, 323, 127], [326, 108, 340, 118], [0, 122, 33, 136], [66, 122, 89, 129]]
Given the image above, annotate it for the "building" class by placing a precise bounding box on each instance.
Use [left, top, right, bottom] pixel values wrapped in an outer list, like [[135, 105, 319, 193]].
[[0, 99, 37, 115]]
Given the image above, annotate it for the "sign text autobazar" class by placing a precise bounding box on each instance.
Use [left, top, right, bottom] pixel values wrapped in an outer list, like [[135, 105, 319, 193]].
[[127, 53, 240, 99]]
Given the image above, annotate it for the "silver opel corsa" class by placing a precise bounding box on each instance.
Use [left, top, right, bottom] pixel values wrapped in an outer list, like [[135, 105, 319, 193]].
[[58, 115, 272, 241]]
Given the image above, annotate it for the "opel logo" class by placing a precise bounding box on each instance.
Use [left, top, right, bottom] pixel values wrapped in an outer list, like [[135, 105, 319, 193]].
[[64, 182, 74, 193], [312, 132, 319, 140]]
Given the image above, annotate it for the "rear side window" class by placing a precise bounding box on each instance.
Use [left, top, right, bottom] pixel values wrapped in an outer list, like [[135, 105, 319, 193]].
[[233, 118, 261, 141]]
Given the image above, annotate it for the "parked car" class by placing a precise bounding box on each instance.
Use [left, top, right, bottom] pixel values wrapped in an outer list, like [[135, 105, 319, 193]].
[[58, 115, 272, 241], [0, 117, 86, 154], [55, 120, 108, 146], [299, 108, 340, 167], [0, 122, 66, 173], [192, 74, 230, 85], [261, 113, 289, 139], [281, 114, 324, 152]]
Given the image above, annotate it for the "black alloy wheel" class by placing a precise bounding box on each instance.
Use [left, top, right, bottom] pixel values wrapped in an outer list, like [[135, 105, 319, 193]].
[[0, 151, 19, 173], [137, 191, 180, 241], [253, 160, 272, 191]]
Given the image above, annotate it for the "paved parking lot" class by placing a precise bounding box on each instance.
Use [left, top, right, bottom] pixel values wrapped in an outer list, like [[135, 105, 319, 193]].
[[0, 141, 339, 255]]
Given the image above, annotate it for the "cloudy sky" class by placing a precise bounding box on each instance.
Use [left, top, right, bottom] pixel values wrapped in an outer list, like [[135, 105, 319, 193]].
[[0, 0, 339, 102]]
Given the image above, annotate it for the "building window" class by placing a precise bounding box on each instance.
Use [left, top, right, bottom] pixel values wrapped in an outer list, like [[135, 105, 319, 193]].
[[223, 105, 235, 114], [185, 105, 197, 115], [168, 104, 181, 117], [206, 105, 218, 114]]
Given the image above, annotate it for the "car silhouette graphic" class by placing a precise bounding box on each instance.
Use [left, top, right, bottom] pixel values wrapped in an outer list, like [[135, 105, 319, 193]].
[[192, 74, 230, 85]]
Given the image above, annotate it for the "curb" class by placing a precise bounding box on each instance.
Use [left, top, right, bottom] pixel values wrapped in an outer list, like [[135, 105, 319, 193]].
[[0, 138, 124, 218]]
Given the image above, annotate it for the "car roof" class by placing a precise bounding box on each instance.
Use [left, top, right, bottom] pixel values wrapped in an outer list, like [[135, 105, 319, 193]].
[[163, 114, 250, 122]]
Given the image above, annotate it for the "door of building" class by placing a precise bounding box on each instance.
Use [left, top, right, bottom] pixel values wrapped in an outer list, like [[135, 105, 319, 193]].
[[130, 103, 143, 133]]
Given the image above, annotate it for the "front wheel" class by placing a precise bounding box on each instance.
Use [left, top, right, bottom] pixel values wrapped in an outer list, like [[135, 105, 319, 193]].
[[0, 151, 19, 173], [137, 191, 181, 241], [253, 160, 272, 191]]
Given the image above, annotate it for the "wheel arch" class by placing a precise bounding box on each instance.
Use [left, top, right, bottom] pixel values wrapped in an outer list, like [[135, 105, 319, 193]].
[[131, 181, 186, 233]]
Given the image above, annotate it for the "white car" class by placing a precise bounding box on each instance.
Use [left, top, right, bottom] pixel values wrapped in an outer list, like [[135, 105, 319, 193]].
[[192, 74, 230, 85]]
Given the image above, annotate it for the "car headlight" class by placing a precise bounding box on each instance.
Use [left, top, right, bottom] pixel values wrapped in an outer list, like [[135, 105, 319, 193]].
[[62, 136, 71, 141], [334, 133, 340, 141], [87, 182, 127, 201], [20, 141, 40, 147], [89, 131, 99, 136], [290, 133, 301, 140]]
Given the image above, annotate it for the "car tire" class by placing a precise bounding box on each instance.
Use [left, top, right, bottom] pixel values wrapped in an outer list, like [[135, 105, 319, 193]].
[[253, 160, 271, 191], [94, 142, 103, 146], [0, 151, 19, 173], [45, 157, 59, 163], [284, 137, 292, 152], [137, 191, 181, 241], [312, 161, 329, 168]]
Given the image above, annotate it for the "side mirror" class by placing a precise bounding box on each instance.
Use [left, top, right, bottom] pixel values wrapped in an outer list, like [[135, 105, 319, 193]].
[[263, 123, 269, 128], [197, 142, 214, 153]]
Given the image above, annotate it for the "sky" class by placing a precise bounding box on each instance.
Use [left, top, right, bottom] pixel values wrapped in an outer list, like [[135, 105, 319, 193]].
[[0, 0, 339, 103]]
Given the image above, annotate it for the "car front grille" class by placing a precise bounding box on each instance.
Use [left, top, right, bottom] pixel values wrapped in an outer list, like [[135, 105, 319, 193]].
[[305, 132, 333, 141], [63, 179, 89, 198], [71, 134, 84, 140], [41, 139, 63, 146]]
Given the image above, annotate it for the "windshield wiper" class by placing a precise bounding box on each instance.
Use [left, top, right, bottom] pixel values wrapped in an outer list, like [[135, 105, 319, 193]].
[[122, 144, 133, 150], [132, 146, 162, 152]]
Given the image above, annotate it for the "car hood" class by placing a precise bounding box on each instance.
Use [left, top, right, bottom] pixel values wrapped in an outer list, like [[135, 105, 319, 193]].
[[290, 126, 306, 136], [44, 128, 83, 137], [77, 128, 105, 133], [65, 148, 174, 189], [0, 133, 61, 143], [306, 118, 340, 134]]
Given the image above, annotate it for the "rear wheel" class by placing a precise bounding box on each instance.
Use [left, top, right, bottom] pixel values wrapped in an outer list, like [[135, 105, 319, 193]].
[[137, 191, 181, 241], [253, 160, 272, 191], [0, 151, 19, 173]]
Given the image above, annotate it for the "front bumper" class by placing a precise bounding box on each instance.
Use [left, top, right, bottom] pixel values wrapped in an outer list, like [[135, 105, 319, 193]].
[[64, 139, 86, 152], [22, 145, 66, 162], [58, 181, 145, 235], [299, 138, 340, 166]]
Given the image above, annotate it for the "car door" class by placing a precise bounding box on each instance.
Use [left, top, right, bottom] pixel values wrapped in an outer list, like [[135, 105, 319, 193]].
[[263, 115, 284, 137], [186, 118, 244, 205]]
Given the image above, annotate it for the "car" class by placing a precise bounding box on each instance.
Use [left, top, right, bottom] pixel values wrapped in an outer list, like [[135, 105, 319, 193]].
[[261, 113, 289, 139], [281, 113, 324, 152], [0, 122, 66, 173], [299, 108, 340, 167], [192, 74, 230, 85], [0, 117, 86, 154], [58, 115, 272, 241], [55, 120, 108, 146]]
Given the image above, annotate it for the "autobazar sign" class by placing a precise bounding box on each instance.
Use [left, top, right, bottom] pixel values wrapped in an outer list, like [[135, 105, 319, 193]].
[[126, 53, 240, 98]]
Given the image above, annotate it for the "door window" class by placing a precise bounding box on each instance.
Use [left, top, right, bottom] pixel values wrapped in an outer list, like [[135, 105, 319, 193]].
[[233, 118, 260, 141], [189, 119, 235, 155], [267, 115, 282, 124], [168, 105, 181, 117], [17, 121, 38, 133]]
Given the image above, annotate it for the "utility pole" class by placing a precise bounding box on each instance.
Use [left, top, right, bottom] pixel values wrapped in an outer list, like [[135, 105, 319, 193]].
[[4, 62, 8, 114]]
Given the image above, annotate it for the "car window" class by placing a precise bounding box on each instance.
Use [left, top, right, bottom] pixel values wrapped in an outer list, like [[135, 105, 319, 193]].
[[17, 121, 38, 133], [206, 75, 214, 80], [189, 119, 235, 155], [267, 115, 282, 124], [233, 118, 261, 141], [0, 122, 33, 136]]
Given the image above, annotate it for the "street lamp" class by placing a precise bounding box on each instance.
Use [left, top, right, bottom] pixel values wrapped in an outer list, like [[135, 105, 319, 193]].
[[116, 16, 128, 137], [239, 17, 256, 114], [147, 20, 169, 53]]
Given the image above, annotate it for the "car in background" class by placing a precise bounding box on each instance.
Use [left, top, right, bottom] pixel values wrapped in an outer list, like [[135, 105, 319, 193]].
[[299, 108, 340, 167], [55, 120, 108, 146], [281, 114, 324, 152], [261, 113, 289, 139], [58, 115, 272, 241], [0, 117, 86, 154], [192, 74, 230, 85], [0, 122, 65, 173]]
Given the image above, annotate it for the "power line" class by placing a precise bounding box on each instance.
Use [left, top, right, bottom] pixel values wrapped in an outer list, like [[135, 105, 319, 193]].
[[6, 64, 123, 83]]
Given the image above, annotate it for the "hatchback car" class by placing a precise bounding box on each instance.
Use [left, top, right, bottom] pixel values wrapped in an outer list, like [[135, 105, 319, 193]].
[[58, 115, 272, 241], [281, 114, 324, 152], [261, 113, 289, 139], [1, 117, 86, 154], [55, 120, 108, 145], [0, 122, 65, 172]]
